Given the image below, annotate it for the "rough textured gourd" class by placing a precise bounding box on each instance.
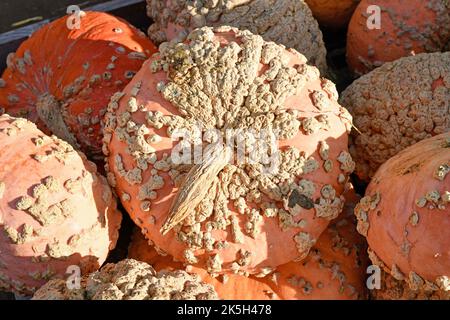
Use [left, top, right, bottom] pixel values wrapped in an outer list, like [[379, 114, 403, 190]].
[[0, 11, 157, 160], [128, 229, 280, 300], [354, 133, 450, 294], [32, 259, 218, 300], [104, 26, 354, 275], [305, 0, 360, 28], [340, 52, 450, 181], [347, 0, 450, 75], [0, 114, 121, 296], [146, 0, 328, 74]]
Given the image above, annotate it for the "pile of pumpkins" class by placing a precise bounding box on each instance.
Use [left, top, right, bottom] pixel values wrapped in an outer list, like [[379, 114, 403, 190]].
[[0, 0, 448, 300]]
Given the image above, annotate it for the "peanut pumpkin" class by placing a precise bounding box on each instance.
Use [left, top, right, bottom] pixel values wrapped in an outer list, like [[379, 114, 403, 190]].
[[146, 0, 328, 74], [0, 114, 121, 296], [305, 0, 360, 28], [347, 0, 450, 75], [0, 11, 157, 160], [128, 229, 280, 300], [340, 52, 450, 181], [32, 259, 218, 300], [355, 133, 450, 294], [104, 26, 354, 275]]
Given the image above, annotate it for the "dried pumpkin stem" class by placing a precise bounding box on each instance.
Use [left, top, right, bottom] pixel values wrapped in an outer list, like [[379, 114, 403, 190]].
[[36, 93, 79, 148], [160, 144, 231, 235]]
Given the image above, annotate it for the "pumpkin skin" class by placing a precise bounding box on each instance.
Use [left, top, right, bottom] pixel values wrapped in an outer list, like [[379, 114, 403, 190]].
[[146, 0, 328, 74], [128, 229, 280, 300], [262, 186, 369, 300], [371, 269, 449, 300], [128, 228, 183, 271], [0, 114, 121, 296], [305, 0, 360, 28], [340, 52, 450, 181], [32, 259, 218, 300], [129, 187, 367, 300], [0, 11, 157, 160], [355, 133, 450, 293], [104, 26, 354, 275], [347, 0, 450, 75]]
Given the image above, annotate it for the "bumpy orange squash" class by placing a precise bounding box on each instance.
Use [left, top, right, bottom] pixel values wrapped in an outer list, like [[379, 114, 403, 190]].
[[146, 0, 328, 74], [341, 52, 450, 181], [104, 26, 354, 275], [347, 0, 450, 75], [0, 114, 121, 296], [0, 11, 157, 160], [355, 133, 450, 294]]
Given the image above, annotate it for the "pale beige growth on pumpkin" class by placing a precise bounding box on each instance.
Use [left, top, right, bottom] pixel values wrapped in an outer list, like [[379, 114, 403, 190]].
[[146, 0, 328, 74], [32, 259, 218, 300], [341, 52, 450, 180]]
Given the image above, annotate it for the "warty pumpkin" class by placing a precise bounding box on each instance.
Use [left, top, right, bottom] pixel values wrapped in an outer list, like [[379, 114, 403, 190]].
[[340, 52, 450, 181], [146, 0, 328, 74], [128, 229, 280, 300], [355, 133, 450, 294], [0, 11, 157, 160], [103, 26, 355, 275], [305, 0, 360, 29], [0, 114, 121, 296], [32, 259, 218, 300], [346, 0, 450, 75]]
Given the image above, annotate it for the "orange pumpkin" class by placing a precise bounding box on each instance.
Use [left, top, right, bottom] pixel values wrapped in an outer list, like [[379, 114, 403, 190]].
[[146, 0, 328, 74], [355, 133, 450, 293], [104, 26, 354, 275], [0, 114, 121, 296], [305, 0, 360, 28], [340, 52, 450, 181], [128, 229, 279, 300], [347, 0, 450, 75], [0, 11, 157, 160]]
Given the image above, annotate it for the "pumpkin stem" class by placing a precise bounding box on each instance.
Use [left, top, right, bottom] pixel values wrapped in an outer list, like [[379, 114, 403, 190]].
[[160, 144, 232, 235], [36, 93, 79, 148]]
